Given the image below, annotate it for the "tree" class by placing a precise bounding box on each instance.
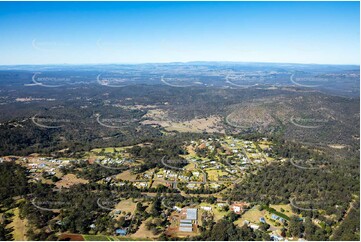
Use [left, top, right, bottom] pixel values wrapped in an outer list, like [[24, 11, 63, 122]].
[[260, 222, 270, 231], [288, 216, 304, 238], [303, 217, 315, 240], [150, 198, 161, 217]]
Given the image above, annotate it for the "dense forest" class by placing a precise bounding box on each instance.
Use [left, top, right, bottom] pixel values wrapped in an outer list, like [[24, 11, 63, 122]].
[[0, 81, 358, 156]]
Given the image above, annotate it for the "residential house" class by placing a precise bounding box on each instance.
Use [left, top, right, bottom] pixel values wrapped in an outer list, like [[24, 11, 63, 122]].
[[200, 206, 212, 211], [271, 214, 285, 223], [115, 228, 127, 236], [250, 224, 260, 230], [173, 206, 182, 212], [230, 202, 248, 214]]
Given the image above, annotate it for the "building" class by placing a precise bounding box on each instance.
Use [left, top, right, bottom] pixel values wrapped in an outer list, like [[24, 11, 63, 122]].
[[250, 224, 260, 230], [28, 163, 38, 168], [115, 228, 127, 236], [230, 202, 248, 214], [179, 219, 193, 232], [179, 227, 193, 232], [232, 205, 241, 213], [186, 183, 196, 189], [200, 206, 212, 211], [217, 203, 227, 208], [271, 214, 285, 223], [192, 171, 200, 177], [270, 233, 284, 241], [179, 208, 198, 233], [186, 208, 197, 220], [180, 219, 193, 227], [173, 206, 182, 212]]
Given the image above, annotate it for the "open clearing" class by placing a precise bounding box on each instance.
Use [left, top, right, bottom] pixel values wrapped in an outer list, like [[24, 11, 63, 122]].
[[82, 234, 150, 241], [130, 218, 158, 239], [7, 208, 28, 241], [269, 204, 294, 217], [150, 180, 164, 189], [114, 199, 137, 214], [91, 147, 124, 153], [234, 207, 266, 226], [142, 115, 225, 133], [205, 169, 229, 181], [116, 170, 138, 181], [55, 173, 88, 188]]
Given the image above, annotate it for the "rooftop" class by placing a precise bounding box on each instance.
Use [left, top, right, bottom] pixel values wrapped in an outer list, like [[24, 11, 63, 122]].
[[179, 227, 193, 232], [186, 208, 197, 220]]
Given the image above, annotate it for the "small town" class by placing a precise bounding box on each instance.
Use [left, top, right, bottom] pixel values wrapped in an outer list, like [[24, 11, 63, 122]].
[[0, 136, 305, 241]]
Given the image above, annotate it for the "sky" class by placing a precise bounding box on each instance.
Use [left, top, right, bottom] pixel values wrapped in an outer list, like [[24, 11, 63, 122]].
[[0, 1, 359, 65]]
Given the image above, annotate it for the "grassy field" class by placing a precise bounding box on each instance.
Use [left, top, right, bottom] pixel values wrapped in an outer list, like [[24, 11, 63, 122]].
[[185, 145, 197, 156], [55, 173, 88, 188], [234, 204, 296, 230], [115, 199, 137, 214], [91, 147, 125, 153], [130, 218, 158, 239], [262, 205, 290, 220], [6, 208, 28, 241], [213, 209, 228, 222], [150, 180, 164, 189], [258, 140, 273, 150], [83, 235, 120, 241], [83, 234, 151, 241], [269, 204, 294, 218], [83, 235, 109, 241], [199, 203, 228, 222], [183, 162, 197, 170], [205, 169, 228, 181], [116, 170, 138, 181], [234, 206, 265, 226], [265, 156, 275, 162], [144, 116, 225, 133]]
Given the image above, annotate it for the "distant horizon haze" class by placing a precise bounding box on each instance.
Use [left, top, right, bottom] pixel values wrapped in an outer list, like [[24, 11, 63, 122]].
[[0, 1, 359, 65], [0, 60, 360, 67]]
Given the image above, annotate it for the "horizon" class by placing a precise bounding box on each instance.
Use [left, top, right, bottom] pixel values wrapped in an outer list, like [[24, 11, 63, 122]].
[[0, 60, 360, 67], [0, 1, 359, 65]]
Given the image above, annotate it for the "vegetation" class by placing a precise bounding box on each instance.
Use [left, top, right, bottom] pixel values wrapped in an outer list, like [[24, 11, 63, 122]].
[[0, 66, 359, 240]]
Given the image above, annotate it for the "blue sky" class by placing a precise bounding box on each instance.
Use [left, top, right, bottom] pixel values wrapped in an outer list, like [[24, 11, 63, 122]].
[[0, 1, 359, 65]]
